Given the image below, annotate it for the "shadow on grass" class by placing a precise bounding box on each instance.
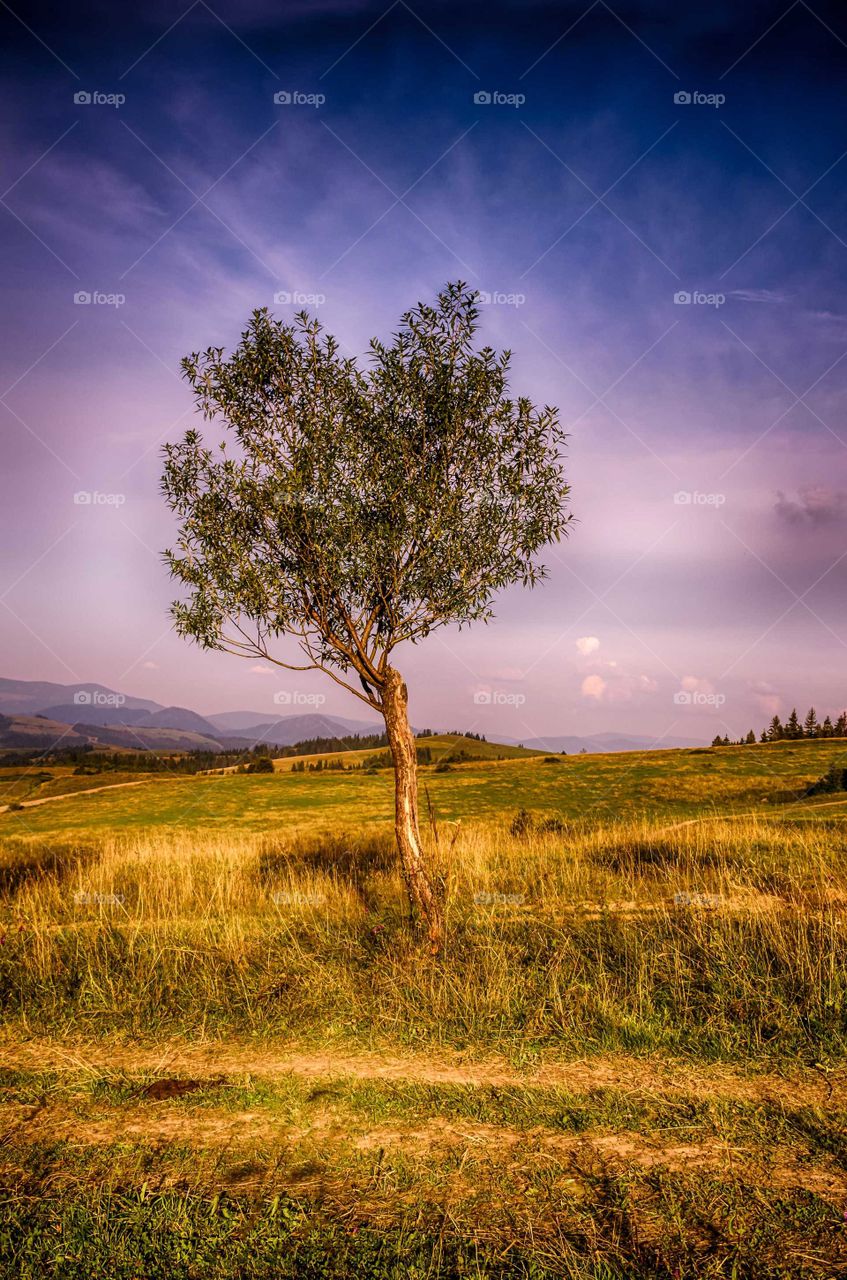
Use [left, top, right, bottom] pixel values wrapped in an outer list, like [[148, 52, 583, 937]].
[[592, 836, 721, 872], [0, 841, 97, 899], [255, 831, 397, 912]]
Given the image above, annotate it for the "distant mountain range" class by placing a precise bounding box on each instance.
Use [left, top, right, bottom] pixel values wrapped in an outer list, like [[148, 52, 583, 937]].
[[0, 677, 382, 754], [0, 678, 159, 716], [0, 677, 702, 755]]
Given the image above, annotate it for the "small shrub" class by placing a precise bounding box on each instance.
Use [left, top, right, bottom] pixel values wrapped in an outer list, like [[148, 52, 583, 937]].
[[246, 757, 275, 774], [805, 762, 847, 797], [509, 809, 566, 837], [509, 808, 535, 837]]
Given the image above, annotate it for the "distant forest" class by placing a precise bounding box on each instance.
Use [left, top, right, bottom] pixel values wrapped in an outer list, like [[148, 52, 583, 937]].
[[712, 708, 847, 747], [0, 729, 488, 771]]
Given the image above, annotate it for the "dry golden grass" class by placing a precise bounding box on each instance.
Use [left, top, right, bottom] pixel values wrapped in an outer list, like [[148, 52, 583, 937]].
[[2, 809, 847, 1276], [0, 812, 844, 1063]]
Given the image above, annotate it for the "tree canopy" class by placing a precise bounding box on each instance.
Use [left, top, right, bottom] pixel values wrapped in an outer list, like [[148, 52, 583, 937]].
[[162, 282, 571, 708]]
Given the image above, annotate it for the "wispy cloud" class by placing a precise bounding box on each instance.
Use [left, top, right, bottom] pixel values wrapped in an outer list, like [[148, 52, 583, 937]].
[[774, 486, 847, 526]]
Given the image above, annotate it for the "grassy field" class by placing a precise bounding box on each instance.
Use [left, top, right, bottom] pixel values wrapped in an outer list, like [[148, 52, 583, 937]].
[[1, 738, 847, 1276], [3, 735, 847, 836]]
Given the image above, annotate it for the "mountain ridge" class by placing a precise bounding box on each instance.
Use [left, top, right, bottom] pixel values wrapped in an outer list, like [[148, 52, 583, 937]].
[[0, 677, 703, 753]]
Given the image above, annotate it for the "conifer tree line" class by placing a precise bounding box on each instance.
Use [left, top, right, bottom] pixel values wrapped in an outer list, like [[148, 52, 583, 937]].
[[711, 707, 847, 747]]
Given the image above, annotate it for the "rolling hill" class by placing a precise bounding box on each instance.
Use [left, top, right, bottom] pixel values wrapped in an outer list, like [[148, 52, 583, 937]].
[[0, 714, 92, 750], [0, 714, 232, 755]]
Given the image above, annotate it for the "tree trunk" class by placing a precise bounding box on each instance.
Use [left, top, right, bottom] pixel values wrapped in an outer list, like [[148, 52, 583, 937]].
[[381, 664, 444, 953]]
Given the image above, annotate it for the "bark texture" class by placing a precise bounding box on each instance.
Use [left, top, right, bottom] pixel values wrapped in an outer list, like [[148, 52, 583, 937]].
[[382, 664, 444, 952]]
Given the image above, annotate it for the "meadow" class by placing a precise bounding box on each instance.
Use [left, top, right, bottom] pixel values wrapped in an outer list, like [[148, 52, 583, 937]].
[[0, 737, 846, 1277], [3, 734, 847, 835]]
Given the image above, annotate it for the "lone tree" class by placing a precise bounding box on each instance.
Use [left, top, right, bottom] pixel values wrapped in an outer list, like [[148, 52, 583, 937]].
[[161, 282, 571, 951]]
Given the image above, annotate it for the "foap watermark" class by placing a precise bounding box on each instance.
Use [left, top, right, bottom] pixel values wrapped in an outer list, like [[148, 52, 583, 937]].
[[273, 90, 325, 107], [273, 290, 326, 306], [272, 891, 326, 906], [673, 90, 725, 108], [673, 690, 726, 708], [73, 891, 125, 906], [74, 291, 125, 307], [273, 690, 327, 707], [473, 689, 526, 707], [674, 891, 722, 908], [477, 290, 526, 307], [73, 690, 126, 708], [74, 90, 125, 108], [474, 891, 525, 906], [673, 290, 725, 308], [74, 490, 126, 507], [473, 90, 525, 108], [673, 490, 726, 507]]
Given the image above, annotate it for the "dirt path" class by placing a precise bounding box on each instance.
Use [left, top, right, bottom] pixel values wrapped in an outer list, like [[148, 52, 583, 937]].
[[0, 1038, 838, 1106], [3, 1040, 845, 1206], [0, 778, 157, 816], [2, 1095, 843, 1201]]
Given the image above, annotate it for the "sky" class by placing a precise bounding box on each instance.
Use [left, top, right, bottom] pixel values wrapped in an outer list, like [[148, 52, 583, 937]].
[[1, 0, 846, 743]]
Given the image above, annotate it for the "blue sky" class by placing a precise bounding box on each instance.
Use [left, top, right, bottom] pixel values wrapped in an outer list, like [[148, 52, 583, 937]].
[[1, 0, 846, 740]]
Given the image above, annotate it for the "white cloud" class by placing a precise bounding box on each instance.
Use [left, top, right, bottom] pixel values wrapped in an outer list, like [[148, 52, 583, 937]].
[[141, 660, 159, 670], [581, 670, 658, 704], [576, 636, 600, 656], [249, 664, 275, 675], [581, 674, 607, 700], [775, 486, 847, 526], [681, 675, 714, 694]]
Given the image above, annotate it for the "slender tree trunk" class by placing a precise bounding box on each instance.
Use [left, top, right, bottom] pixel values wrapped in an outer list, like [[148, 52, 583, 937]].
[[382, 664, 444, 953]]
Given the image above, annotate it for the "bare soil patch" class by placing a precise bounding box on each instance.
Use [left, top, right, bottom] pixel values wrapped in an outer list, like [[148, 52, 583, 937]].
[[1, 1097, 843, 1202], [0, 1038, 835, 1107]]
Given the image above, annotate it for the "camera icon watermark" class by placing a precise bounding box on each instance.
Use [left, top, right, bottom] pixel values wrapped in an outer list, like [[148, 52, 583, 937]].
[[73, 291, 125, 307], [273, 690, 327, 707], [674, 90, 725, 108], [473, 90, 525, 108], [73, 90, 125, 108], [273, 90, 325, 107], [273, 290, 326, 306], [673, 490, 726, 507], [673, 290, 725, 307], [73, 491, 126, 507]]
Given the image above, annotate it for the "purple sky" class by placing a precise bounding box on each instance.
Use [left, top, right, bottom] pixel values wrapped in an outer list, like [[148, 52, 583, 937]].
[[1, 0, 846, 742]]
